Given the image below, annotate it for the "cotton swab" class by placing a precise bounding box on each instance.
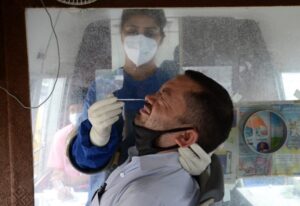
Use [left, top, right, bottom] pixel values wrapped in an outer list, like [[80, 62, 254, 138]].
[[118, 98, 145, 101]]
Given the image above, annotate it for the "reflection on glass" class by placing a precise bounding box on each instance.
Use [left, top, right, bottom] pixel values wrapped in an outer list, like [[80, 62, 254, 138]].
[[25, 7, 300, 206], [46, 103, 88, 201], [95, 69, 124, 101], [282, 72, 300, 100], [180, 16, 283, 102], [230, 176, 300, 206], [243, 110, 287, 154]]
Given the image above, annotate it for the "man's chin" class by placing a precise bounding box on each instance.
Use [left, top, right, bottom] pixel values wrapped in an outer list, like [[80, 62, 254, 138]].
[[134, 115, 143, 126], [133, 114, 146, 126]]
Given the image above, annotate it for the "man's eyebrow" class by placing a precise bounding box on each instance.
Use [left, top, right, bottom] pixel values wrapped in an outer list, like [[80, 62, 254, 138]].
[[161, 87, 172, 95]]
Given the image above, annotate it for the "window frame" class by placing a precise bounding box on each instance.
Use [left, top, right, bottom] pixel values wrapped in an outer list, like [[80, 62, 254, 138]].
[[1, 0, 300, 205]]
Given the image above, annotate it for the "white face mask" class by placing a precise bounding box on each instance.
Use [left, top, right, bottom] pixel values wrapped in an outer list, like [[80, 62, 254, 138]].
[[69, 113, 82, 126], [124, 34, 158, 67]]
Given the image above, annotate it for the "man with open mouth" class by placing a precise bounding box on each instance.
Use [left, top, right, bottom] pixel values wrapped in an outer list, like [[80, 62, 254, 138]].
[[90, 70, 233, 206]]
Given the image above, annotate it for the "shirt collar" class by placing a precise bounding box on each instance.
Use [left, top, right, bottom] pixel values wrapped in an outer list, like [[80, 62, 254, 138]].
[[127, 147, 181, 171]]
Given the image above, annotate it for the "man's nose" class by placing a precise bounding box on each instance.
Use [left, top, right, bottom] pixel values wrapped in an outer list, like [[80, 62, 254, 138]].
[[145, 93, 157, 104]]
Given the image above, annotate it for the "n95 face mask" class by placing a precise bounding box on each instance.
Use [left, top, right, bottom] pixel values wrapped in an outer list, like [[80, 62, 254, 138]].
[[69, 113, 82, 126], [124, 34, 158, 67]]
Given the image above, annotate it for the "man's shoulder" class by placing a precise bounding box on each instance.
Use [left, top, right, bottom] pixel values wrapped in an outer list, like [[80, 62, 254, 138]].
[[127, 167, 198, 192], [121, 171, 199, 206]]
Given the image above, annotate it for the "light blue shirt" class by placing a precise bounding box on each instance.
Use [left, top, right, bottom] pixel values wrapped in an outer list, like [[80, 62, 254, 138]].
[[92, 147, 200, 206]]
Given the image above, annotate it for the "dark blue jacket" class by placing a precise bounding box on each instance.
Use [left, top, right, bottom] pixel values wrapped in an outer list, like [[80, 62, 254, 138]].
[[68, 67, 178, 173]]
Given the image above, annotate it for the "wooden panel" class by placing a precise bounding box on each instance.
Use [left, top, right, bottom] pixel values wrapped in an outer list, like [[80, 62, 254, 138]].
[[0, 81, 11, 205], [0, 0, 4, 81], [0, 0, 11, 205], [1, 0, 300, 206], [1, 0, 34, 206], [17, 0, 300, 7]]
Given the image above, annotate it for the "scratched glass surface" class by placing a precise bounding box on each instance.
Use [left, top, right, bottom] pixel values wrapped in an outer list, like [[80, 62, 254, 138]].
[[26, 7, 300, 206]]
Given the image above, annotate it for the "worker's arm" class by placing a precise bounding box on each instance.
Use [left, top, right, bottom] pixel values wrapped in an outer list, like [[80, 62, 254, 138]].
[[67, 118, 123, 173]]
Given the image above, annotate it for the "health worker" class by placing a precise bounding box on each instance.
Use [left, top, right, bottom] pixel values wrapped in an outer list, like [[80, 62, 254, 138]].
[[67, 9, 203, 204]]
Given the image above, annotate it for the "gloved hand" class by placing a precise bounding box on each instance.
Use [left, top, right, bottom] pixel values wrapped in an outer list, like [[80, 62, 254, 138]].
[[178, 144, 212, 175], [88, 95, 124, 147]]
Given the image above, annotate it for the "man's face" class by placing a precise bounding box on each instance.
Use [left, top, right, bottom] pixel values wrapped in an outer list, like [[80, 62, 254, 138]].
[[135, 75, 201, 130]]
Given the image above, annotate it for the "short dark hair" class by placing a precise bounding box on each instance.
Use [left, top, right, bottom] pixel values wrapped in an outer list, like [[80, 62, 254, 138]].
[[121, 9, 167, 37], [182, 70, 234, 153]]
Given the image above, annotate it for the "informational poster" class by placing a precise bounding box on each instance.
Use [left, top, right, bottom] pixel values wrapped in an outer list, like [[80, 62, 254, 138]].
[[272, 104, 300, 175], [215, 110, 239, 183], [238, 103, 300, 177], [243, 110, 287, 154], [217, 102, 300, 182]]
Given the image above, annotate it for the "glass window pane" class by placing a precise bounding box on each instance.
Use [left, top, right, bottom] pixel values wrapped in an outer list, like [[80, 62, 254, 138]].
[[26, 7, 300, 206], [282, 73, 300, 100]]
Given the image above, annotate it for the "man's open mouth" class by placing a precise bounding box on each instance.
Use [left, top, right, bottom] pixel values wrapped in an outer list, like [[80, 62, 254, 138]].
[[141, 102, 152, 115]]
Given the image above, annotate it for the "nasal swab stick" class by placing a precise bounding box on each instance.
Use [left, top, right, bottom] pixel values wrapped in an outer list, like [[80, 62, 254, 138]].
[[118, 98, 145, 101]]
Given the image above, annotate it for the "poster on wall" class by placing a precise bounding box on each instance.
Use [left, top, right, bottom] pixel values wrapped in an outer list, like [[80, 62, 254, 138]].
[[215, 109, 239, 183], [237, 103, 300, 177], [217, 102, 300, 183]]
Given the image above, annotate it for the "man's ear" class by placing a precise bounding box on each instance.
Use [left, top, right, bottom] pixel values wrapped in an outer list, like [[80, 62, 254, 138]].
[[175, 129, 198, 147]]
